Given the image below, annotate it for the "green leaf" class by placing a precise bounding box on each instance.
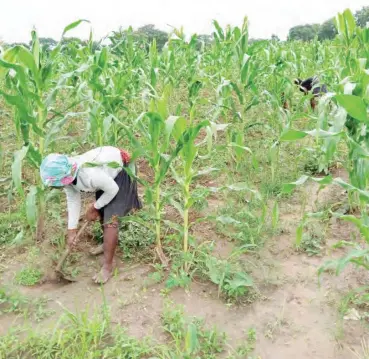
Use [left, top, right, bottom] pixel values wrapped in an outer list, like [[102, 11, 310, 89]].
[[295, 223, 304, 247], [228, 142, 252, 154], [282, 175, 309, 194], [343, 9, 356, 37], [31, 30, 40, 69], [306, 129, 343, 138], [241, 53, 250, 83], [165, 116, 182, 136], [98, 47, 108, 69], [227, 272, 253, 288], [146, 112, 164, 153], [83, 162, 99, 168], [103, 115, 114, 139], [12, 231, 24, 246], [189, 80, 202, 100], [107, 161, 122, 169], [0, 90, 43, 137], [216, 216, 241, 225], [335, 95, 368, 123], [213, 20, 225, 40], [164, 115, 185, 150], [333, 177, 369, 201], [12, 46, 39, 82], [226, 182, 261, 199], [230, 82, 244, 104], [12, 146, 28, 197], [62, 19, 90, 37], [335, 248, 369, 275], [26, 186, 38, 228], [280, 129, 308, 141], [185, 323, 199, 354], [172, 116, 187, 141], [27, 143, 42, 169], [312, 175, 333, 186], [338, 214, 369, 240]]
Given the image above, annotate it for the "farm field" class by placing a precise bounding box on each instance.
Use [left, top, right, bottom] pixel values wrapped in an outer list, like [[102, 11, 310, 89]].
[[1, 9, 369, 358]]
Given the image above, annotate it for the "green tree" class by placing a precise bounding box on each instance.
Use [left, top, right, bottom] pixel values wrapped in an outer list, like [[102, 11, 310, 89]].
[[355, 6, 369, 27], [288, 24, 320, 41], [197, 34, 212, 45], [271, 34, 280, 42], [39, 37, 57, 50], [318, 18, 337, 41], [135, 24, 168, 50]]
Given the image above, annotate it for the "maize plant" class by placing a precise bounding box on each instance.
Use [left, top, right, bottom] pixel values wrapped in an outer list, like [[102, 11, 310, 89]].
[[0, 20, 88, 240], [280, 9, 369, 277], [119, 89, 186, 265]]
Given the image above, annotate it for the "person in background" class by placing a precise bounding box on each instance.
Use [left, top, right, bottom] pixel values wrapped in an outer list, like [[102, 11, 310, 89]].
[[40, 146, 141, 284], [294, 76, 328, 110]]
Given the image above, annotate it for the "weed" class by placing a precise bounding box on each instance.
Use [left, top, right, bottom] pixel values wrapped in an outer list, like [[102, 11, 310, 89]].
[[227, 328, 257, 359], [162, 300, 226, 357], [0, 300, 250, 359], [0, 212, 26, 246], [119, 219, 155, 260], [296, 215, 328, 256], [163, 241, 255, 301], [33, 297, 55, 322], [264, 299, 289, 341], [339, 287, 369, 318], [0, 287, 29, 315], [166, 267, 192, 290], [216, 200, 269, 249], [92, 211, 156, 260], [0, 287, 53, 322], [15, 267, 43, 286], [146, 263, 166, 286], [300, 231, 325, 256]]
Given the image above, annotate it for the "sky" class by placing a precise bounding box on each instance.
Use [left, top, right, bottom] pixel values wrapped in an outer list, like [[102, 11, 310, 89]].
[[0, 0, 368, 43]]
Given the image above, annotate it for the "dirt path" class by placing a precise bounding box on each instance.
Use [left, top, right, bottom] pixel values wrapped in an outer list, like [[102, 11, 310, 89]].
[[1, 170, 368, 358]]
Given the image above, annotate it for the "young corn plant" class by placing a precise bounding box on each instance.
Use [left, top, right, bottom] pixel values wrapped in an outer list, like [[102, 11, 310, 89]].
[[0, 21, 88, 240], [170, 117, 213, 269], [120, 104, 186, 266], [280, 9, 369, 273]]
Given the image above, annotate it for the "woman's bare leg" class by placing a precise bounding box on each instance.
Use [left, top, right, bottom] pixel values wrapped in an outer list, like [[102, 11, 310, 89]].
[[90, 219, 104, 256], [93, 220, 118, 284]]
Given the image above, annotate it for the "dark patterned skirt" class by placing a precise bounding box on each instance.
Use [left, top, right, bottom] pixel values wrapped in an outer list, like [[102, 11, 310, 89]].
[[96, 165, 141, 224]]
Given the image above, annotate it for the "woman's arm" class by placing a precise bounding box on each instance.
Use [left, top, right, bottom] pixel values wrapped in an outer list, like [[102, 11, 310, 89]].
[[90, 170, 119, 210], [64, 186, 82, 229]]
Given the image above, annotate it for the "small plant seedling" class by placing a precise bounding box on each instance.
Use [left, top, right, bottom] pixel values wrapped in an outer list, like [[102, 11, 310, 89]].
[[15, 267, 43, 286]]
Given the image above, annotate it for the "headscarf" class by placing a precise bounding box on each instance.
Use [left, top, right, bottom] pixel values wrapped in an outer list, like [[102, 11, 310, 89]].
[[40, 154, 79, 187]]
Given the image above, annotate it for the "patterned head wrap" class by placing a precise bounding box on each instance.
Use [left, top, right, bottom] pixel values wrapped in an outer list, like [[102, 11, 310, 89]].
[[40, 154, 79, 187]]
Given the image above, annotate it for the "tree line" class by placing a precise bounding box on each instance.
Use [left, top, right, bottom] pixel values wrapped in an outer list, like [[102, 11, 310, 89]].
[[2, 5, 369, 49], [288, 6, 369, 41]]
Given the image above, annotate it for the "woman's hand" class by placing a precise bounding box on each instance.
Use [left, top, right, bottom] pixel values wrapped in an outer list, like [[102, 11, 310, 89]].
[[86, 203, 101, 222], [67, 229, 78, 248]]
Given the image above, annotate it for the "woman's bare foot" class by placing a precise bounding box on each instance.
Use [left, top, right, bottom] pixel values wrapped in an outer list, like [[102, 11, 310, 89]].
[[92, 265, 112, 284], [89, 244, 104, 256]]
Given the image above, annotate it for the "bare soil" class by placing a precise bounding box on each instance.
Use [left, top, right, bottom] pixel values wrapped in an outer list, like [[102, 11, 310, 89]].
[[1, 169, 368, 358]]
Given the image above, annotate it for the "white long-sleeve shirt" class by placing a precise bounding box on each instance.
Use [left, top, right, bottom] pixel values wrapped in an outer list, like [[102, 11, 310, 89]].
[[64, 146, 123, 229]]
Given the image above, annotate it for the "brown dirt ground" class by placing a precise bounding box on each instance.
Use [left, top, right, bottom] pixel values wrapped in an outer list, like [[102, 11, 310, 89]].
[[1, 168, 369, 358]]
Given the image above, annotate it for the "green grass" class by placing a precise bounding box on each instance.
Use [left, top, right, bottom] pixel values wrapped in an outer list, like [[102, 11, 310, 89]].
[[0, 301, 258, 359], [15, 267, 43, 286], [0, 287, 54, 322], [0, 10, 368, 358], [0, 212, 27, 246]]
